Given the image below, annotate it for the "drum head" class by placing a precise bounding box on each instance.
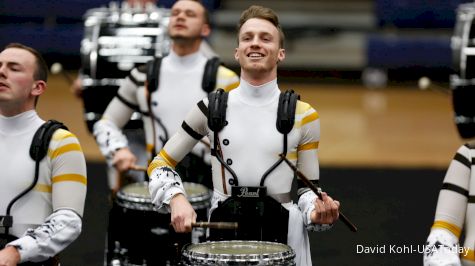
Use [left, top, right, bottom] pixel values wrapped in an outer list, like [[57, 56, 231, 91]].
[[181, 241, 296, 266], [116, 182, 211, 212]]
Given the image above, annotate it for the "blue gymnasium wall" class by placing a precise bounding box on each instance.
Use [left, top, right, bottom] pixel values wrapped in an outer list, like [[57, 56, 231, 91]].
[[367, 0, 471, 72]]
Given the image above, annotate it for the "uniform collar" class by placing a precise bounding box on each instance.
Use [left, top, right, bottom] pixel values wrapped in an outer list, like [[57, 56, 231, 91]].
[[0, 110, 41, 135], [236, 78, 280, 106], [167, 49, 204, 69]]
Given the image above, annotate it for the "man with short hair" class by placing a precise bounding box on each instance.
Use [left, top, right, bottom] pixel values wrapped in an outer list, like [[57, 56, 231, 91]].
[[0, 43, 87, 265], [148, 5, 340, 266], [93, 0, 239, 189]]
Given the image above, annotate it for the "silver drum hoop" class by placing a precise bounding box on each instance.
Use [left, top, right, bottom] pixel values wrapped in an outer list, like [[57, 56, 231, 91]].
[[116, 182, 211, 212], [181, 241, 296, 266]]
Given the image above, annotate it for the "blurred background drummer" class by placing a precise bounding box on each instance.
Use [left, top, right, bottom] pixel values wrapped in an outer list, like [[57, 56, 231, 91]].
[[74, 0, 238, 192]]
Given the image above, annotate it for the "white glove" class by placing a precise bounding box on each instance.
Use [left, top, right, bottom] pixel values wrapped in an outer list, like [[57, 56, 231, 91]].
[[423, 229, 461, 266]]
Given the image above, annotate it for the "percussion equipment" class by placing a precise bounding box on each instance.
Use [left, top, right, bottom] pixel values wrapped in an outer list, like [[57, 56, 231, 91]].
[[452, 2, 475, 79], [79, 2, 171, 132], [450, 75, 475, 139], [107, 182, 211, 265], [181, 241, 296, 266]]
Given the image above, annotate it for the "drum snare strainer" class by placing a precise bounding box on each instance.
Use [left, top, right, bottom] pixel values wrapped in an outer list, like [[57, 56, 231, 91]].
[[181, 240, 296, 266]]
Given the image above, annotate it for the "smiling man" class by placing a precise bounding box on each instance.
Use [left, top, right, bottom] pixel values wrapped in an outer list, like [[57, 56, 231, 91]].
[[0, 43, 87, 266], [148, 5, 340, 266]]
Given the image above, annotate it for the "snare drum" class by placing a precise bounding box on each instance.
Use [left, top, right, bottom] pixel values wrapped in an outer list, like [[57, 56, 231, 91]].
[[181, 241, 296, 266], [79, 2, 171, 131], [108, 182, 211, 265]]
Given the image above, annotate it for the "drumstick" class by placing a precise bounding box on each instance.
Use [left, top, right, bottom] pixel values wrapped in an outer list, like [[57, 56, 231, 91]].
[[279, 154, 358, 232], [192, 221, 238, 230], [130, 165, 148, 172]]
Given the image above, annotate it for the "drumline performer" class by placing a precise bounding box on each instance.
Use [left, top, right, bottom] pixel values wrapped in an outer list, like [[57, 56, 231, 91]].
[[423, 3, 475, 265], [0, 43, 87, 265], [148, 5, 340, 266], [93, 0, 239, 190]]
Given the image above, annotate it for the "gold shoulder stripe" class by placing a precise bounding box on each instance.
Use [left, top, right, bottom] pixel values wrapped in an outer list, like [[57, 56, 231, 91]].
[[297, 141, 319, 151], [432, 220, 462, 238], [301, 112, 319, 127], [34, 183, 52, 193], [462, 249, 475, 261], [48, 143, 83, 159], [223, 81, 240, 92], [52, 129, 75, 141], [52, 174, 87, 185], [296, 101, 312, 115]]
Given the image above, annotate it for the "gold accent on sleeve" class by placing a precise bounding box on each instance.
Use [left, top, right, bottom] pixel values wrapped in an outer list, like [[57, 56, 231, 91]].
[[48, 143, 83, 159], [52, 174, 87, 186], [159, 149, 177, 168], [297, 141, 319, 151], [33, 184, 52, 193], [432, 220, 462, 238], [147, 160, 172, 176], [301, 112, 319, 127]]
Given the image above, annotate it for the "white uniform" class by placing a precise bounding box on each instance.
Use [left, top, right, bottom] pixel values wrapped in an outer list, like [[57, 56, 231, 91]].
[[424, 142, 475, 266], [0, 110, 87, 263], [148, 79, 331, 266], [94, 50, 239, 187]]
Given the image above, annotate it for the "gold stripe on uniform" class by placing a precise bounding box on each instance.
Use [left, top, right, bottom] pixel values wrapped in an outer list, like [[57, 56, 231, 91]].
[[160, 150, 177, 168], [297, 141, 319, 151], [286, 152, 297, 161], [301, 112, 319, 127], [462, 248, 475, 261], [432, 220, 462, 238], [296, 101, 311, 115], [33, 183, 52, 193], [223, 81, 239, 92], [51, 130, 74, 141], [52, 174, 87, 185], [146, 144, 154, 154], [147, 160, 172, 176], [48, 143, 82, 159]]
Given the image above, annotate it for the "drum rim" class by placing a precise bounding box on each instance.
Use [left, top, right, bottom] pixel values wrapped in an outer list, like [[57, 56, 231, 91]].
[[115, 181, 211, 211], [182, 240, 296, 264]]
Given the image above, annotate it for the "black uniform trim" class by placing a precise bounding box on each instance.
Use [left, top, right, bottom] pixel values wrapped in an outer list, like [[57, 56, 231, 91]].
[[116, 93, 140, 112], [468, 196, 475, 203], [454, 152, 471, 168], [127, 73, 145, 87], [197, 100, 208, 118], [182, 121, 204, 140], [441, 182, 469, 197]]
